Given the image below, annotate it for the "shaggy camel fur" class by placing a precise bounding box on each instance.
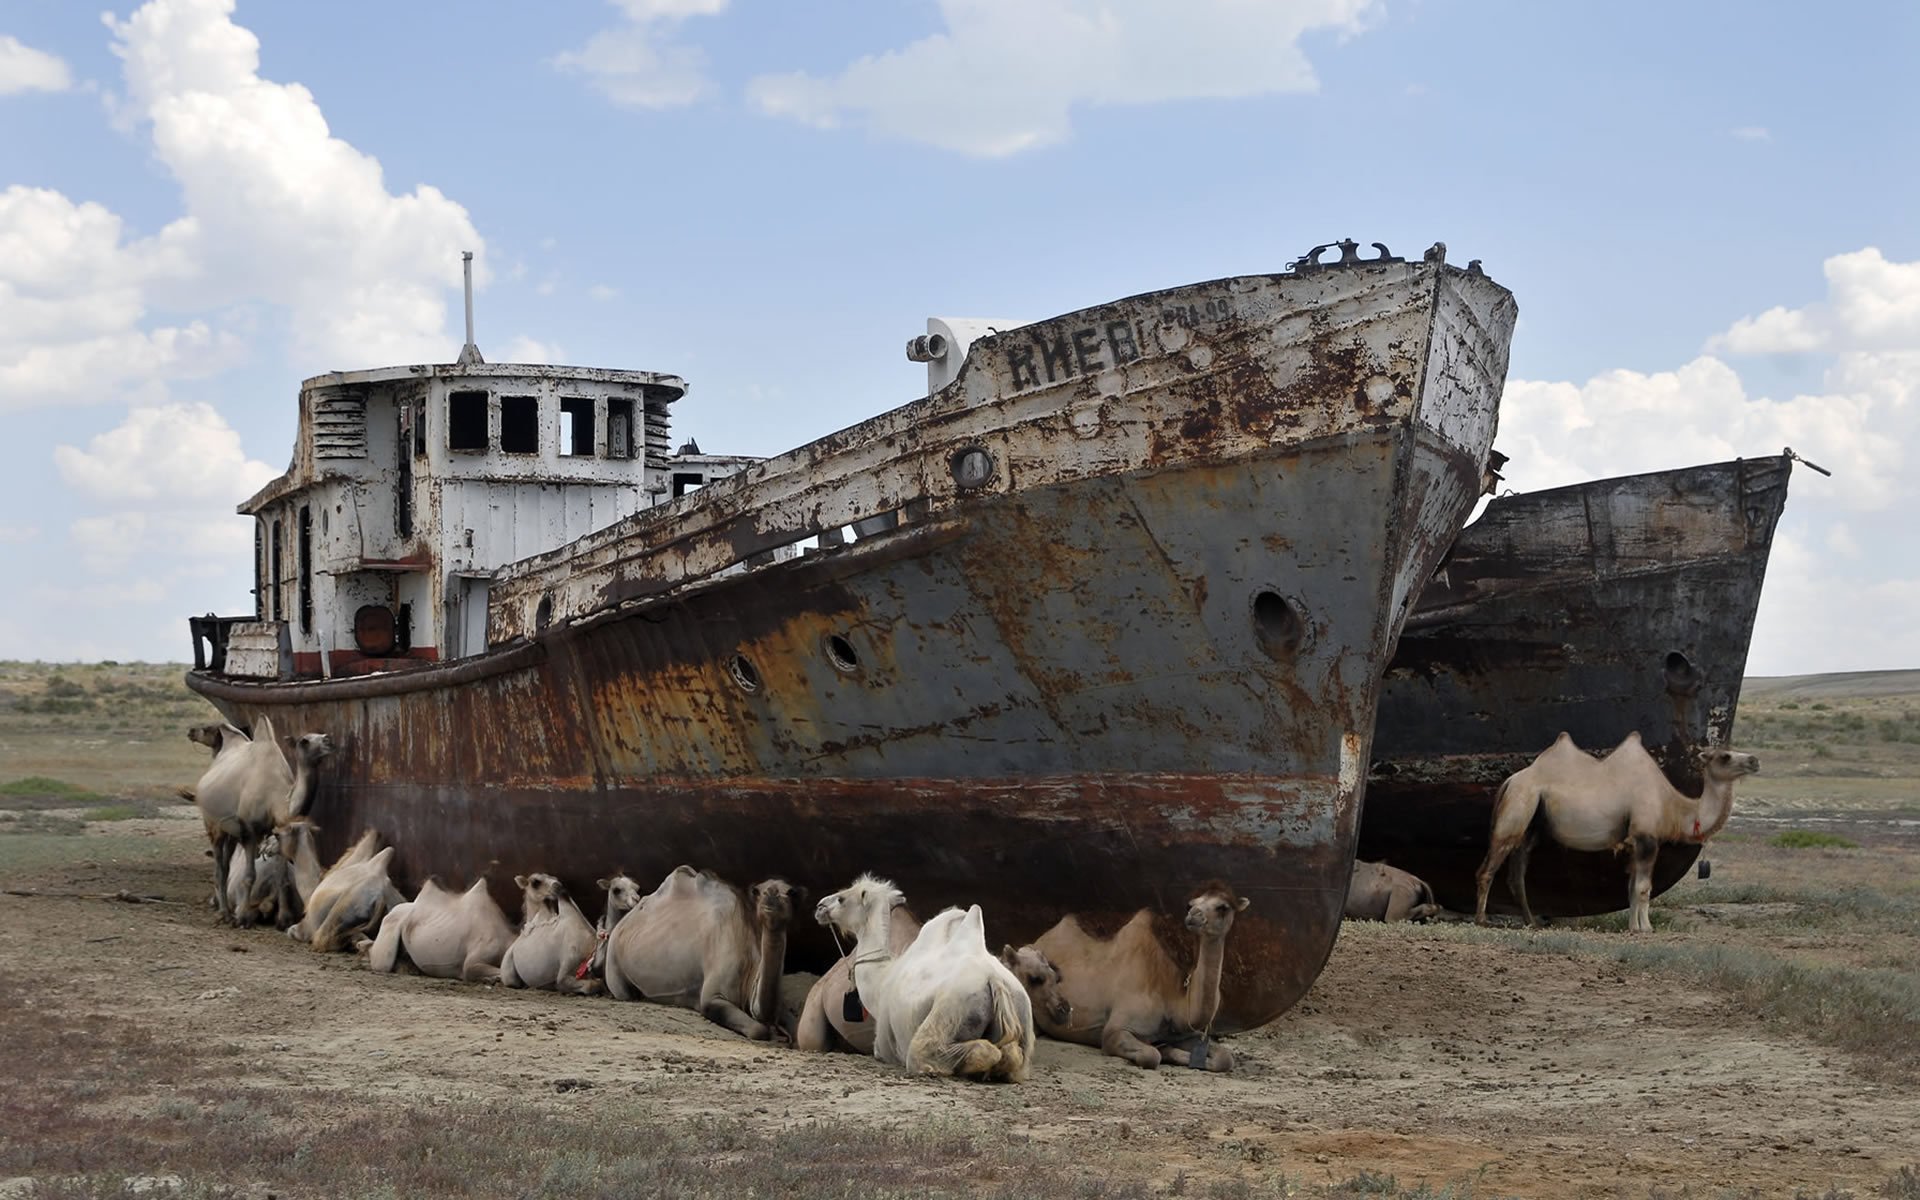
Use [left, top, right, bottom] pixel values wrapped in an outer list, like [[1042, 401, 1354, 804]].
[[500, 873, 602, 994], [288, 829, 404, 953], [275, 818, 325, 918], [1475, 732, 1760, 933], [1030, 882, 1249, 1071], [814, 875, 1035, 1082], [368, 878, 515, 981], [584, 873, 643, 981], [1345, 860, 1441, 923], [1001, 944, 1073, 1028], [603, 866, 801, 1041], [191, 717, 333, 922], [240, 835, 292, 929], [222, 843, 254, 924], [796, 902, 922, 1054]]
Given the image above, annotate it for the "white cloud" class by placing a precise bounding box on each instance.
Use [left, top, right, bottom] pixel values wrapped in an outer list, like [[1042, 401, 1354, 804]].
[[1730, 125, 1770, 142], [0, 35, 72, 94], [552, 0, 726, 109], [0, 522, 38, 544], [54, 402, 276, 504], [748, 0, 1378, 157], [1709, 247, 1920, 355], [587, 283, 618, 302], [499, 334, 560, 364]]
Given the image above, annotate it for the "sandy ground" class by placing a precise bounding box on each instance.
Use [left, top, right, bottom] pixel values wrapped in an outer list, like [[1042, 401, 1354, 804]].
[[4, 811, 1916, 1198]]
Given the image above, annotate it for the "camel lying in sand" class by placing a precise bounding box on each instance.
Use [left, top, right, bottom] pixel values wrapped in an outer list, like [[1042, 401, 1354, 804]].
[[288, 829, 404, 953], [1345, 860, 1441, 923], [583, 873, 643, 981], [815, 875, 1034, 1082], [602, 866, 800, 1040], [796, 901, 922, 1054], [190, 716, 333, 923], [368, 878, 515, 981], [1028, 882, 1248, 1071], [1475, 732, 1760, 933], [240, 834, 293, 928], [500, 873, 601, 994]]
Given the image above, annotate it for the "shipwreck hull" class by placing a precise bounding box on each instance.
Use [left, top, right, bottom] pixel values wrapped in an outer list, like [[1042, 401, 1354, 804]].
[[1363, 455, 1792, 916], [190, 259, 1516, 1031]]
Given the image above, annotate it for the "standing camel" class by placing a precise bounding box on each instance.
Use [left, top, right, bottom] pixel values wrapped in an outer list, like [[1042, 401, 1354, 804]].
[[190, 716, 333, 922], [1027, 881, 1248, 1071], [1474, 732, 1759, 932]]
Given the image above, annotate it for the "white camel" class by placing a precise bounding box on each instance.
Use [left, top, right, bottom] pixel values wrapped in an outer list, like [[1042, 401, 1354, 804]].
[[368, 878, 516, 982], [602, 866, 799, 1041], [288, 829, 404, 953], [500, 873, 602, 994], [583, 873, 643, 982], [190, 716, 333, 923], [241, 834, 292, 929], [814, 874, 1035, 1082], [1475, 732, 1760, 933], [795, 901, 921, 1055]]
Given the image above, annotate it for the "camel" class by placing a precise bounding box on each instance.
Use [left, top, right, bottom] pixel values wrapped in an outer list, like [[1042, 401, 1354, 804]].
[[795, 901, 922, 1054], [287, 829, 404, 953], [602, 866, 801, 1041], [583, 873, 643, 981], [1345, 860, 1441, 923], [190, 716, 333, 922], [275, 818, 325, 920], [1001, 944, 1073, 1028], [499, 873, 602, 994], [814, 875, 1035, 1082], [1475, 732, 1760, 933], [187, 722, 250, 756], [1029, 882, 1249, 1072], [240, 834, 292, 929], [222, 843, 254, 924], [368, 877, 515, 982]]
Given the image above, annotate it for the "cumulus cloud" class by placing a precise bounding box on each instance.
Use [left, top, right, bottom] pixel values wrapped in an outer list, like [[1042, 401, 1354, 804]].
[[0, 34, 71, 94], [748, 0, 1378, 156], [1708, 247, 1920, 355], [1730, 125, 1770, 142], [552, 0, 726, 109], [499, 334, 560, 364]]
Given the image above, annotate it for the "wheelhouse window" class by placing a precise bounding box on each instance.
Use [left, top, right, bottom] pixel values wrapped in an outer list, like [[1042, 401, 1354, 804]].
[[559, 397, 595, 457], [448, 390, 488, 452], [607, 397, 635, 460], [270, 518, 284, 621], [501, 395, 539, 454], [297, 505, 313, 635]]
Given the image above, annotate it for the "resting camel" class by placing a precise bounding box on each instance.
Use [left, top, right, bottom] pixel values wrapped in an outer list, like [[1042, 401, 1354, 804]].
[[240, 834, 292, 929], [602, 866, 801, 1041], [1475, 732, 1760, 933], [1345, 860, 1441, 923], [500, 873, 602, 994], [583, 873, 643, 981], [796, 901, 922, 1054], [288, 829, 404, 953], [814, 875, 1035, 1082], [368, 878, 515, 981], [1029, 882, 1249, 1072], [190, 716, 333, 923]]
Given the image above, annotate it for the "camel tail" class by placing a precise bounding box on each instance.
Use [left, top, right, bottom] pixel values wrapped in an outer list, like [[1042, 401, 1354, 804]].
[[988, 977, 1034, 1083]]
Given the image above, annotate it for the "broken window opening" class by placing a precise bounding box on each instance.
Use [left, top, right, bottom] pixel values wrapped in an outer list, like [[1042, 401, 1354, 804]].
[[559, 397, 596, 457], [412, 398, 427, 458], [270, 518, 284, 622], [298, 505, 313, 635], [253, 523, 264, 619], [607, 398, 635, 460], [448, 390, 489, 451], [501, 395, 539, 454], [672, 472, 705, 498]]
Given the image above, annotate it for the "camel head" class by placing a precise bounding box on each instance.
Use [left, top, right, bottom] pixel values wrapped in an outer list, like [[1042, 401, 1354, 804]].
[[275, 818, 319, 859], [187, 723, 222, 750], [285, 732, 336, 767], [1185, 882, 1250, 939], [815, 873, 903, 939], [597, 873, 642, 925], [1002, 944, 1072, 1026], [749, 878, 804, 931], [1700, 746, 1760, 783], [515, 872, 570, 915]]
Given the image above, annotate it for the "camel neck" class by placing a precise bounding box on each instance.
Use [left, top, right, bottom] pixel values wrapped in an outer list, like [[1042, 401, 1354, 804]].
[[751, 919, 788, 1026], [1185, 933, 1226, 1032], [288, 758, 316, 819], [1690, 777, 1735, 841], [290, 839, 323, 905]]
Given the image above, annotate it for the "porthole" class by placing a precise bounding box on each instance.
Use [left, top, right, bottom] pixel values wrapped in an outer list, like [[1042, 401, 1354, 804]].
[[1251, 590, 1305, 661], [824, 634, 860, 673], [1664, 650, 1700, 696], [727, 653, 763, 694], [535, 595, 554, 632], [950, 446, 995, 490]]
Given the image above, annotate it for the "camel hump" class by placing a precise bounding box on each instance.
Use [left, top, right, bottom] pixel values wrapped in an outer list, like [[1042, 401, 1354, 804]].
[[253, 714, 279, 745]]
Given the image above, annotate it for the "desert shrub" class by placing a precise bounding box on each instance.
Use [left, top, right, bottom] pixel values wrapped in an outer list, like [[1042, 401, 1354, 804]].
[[1772, 830, 1860, 849]]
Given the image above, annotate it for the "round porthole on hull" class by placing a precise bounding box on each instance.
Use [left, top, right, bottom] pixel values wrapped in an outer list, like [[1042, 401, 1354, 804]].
[[825, 634, 860, 674], [1252, 590, 1305, 661], [727, 654, 762, 694], [950, 446, 995, 490]]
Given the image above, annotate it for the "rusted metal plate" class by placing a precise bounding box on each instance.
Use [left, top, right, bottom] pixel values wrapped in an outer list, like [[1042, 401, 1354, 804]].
[[190, 259, 1517, 1031], [1363, 455, 1793, 915]]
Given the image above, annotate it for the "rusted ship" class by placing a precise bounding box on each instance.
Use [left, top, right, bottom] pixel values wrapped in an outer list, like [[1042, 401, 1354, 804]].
[[1362, 454, 1795, 916], [185, 242, 1517, 1030]]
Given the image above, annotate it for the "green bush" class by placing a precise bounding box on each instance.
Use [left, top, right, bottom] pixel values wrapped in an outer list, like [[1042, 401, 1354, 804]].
[[1771, 829, 1859, 849]]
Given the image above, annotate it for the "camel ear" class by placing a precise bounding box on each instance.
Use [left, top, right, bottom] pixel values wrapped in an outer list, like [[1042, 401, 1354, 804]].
[[597, 877, 611, 890], [1000, 944, 1017, 964], [514, 874, 528, 890], [749, 881, 764, 902], [1235, 896, 1250, 912]]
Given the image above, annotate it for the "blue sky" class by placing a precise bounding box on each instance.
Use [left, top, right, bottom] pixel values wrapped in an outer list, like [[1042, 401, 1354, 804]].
[[1, 0, 1915, 672]]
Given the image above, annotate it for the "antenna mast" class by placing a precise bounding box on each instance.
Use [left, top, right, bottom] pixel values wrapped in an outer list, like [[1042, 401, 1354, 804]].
[[456, 250, 484, 365]]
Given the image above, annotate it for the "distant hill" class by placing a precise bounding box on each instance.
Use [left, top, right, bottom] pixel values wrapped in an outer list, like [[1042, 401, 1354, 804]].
[[1744, 670, 1920, 699]]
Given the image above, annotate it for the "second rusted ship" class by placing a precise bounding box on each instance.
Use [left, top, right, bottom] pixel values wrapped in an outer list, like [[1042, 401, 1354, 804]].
[[186, 242, 1517, 1031]]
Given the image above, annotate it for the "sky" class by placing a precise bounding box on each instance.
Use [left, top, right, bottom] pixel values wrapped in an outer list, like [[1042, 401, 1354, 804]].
[[0, 0, 1915, 674]]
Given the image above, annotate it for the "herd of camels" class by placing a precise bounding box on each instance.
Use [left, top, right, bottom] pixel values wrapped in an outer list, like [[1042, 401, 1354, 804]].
[[184, 716, 1757, 1082]]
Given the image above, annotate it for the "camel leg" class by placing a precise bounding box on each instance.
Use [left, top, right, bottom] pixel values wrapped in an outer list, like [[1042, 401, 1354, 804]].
[[1384, 884, 1415, 923], [558, 973, 604, 997], [1508, 834, 1538, 928], [1101, 1022, 1164, 1070], [462, 957, 502, 984], [700, 992, 771, 1041], [1477, 779, 1541, 925], [210, 833, 237, 923], [367, 906, 408, 973], [908, 989, 1003, 1079], [1627, 833, 1658, 933], [795, 984, 838, 1053], [1162, 1036, 1236, 1073]]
